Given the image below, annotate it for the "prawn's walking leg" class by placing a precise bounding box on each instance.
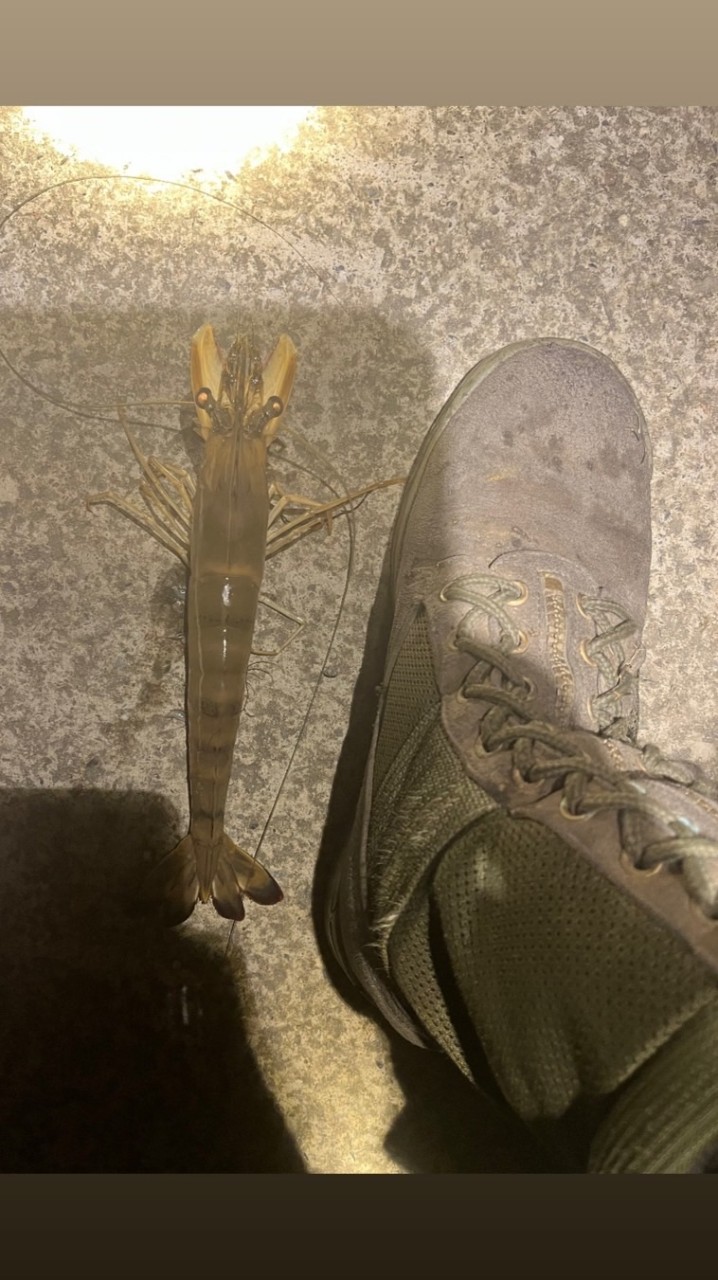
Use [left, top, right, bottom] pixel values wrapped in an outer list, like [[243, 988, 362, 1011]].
[[87, 408, 194, 567]]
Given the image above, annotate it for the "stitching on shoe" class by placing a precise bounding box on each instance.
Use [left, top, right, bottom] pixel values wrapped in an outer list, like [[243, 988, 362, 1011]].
[[542, 572, 574, 725]]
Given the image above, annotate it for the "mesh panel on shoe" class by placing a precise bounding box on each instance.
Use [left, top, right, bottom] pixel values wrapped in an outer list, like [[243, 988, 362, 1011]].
[[371, 610, 718, 1152], [432, 816, 716, 1118], [366, 610, 498, 1066], [368, 613, 496, 937], [373, 607, 443, 789], [387, 885, 468, 1071]]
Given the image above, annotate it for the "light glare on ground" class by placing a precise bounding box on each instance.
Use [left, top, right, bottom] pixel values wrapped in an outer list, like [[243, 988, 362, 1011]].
[[22, 107, 317, 180]]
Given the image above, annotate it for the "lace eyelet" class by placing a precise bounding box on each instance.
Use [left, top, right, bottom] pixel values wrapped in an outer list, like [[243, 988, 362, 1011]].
[[579, 638, 597, 667], [575, 593, 591, 619], [506, 580, 528, 606], [559, 795, 598, 821], [512, 629, 530, 654], [618, 847, 664, 878]]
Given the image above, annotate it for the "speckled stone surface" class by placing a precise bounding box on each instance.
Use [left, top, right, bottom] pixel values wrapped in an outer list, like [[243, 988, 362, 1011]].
[[0, 105, 716, 1172]]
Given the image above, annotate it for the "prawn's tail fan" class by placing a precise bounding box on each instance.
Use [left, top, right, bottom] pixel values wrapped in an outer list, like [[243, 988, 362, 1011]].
[[140, 835, 199, 927], [211, 833, 284, 921]]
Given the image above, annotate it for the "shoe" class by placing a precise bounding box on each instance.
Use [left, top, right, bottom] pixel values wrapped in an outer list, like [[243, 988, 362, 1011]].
[[325, 338, 718, 1172]]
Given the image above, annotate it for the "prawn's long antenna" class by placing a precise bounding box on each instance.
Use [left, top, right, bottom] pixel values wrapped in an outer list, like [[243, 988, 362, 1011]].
[[224, 425, 359, 956], [0, 342, 192, 437], [0, 170, 347, 428], [0, 172, 343, 304]]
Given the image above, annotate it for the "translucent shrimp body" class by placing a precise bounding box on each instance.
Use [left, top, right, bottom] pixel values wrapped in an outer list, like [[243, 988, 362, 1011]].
[[144, 327, 295, 924], [87, 323, 404, 926]]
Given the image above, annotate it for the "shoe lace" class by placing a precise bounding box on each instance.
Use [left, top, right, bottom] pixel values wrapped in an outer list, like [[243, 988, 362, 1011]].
[[443, 573, 718, 896], [576, 594, 643, 739]]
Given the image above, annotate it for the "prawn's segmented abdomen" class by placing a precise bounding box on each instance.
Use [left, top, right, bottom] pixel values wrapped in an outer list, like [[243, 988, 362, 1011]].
[[186, 431, 270, 898]]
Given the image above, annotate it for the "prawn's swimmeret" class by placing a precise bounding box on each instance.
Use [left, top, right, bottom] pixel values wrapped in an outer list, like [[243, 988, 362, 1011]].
[[88, 325, 404, 926]]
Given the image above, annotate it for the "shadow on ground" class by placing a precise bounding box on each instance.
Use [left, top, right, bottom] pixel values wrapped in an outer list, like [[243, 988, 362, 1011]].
[[0, 788, 305, 1172]]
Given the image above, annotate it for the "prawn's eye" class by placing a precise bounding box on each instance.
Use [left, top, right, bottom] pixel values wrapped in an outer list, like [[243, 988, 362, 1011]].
[[195, 387, 215, 412], [264, 396, 283, 420]]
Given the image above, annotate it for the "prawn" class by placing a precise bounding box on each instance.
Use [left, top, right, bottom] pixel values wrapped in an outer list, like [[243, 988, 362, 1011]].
[[88, 324, 402, 926]]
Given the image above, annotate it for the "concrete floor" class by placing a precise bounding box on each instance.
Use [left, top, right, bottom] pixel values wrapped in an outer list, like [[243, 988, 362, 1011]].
[[0, 105, 717, 1172]]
